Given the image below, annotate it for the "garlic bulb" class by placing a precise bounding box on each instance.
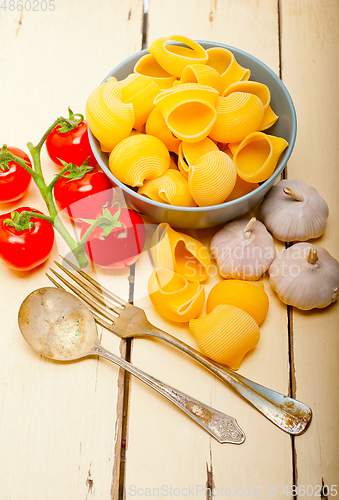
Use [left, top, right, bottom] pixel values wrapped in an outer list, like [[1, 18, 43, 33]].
[[269, 243, 339, 310], [260, 179, 329, 242], [210, 217, 276, 280]]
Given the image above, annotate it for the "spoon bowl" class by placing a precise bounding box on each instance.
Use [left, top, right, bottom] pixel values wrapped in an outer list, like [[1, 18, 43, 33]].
[[17, 287, 245, 444]]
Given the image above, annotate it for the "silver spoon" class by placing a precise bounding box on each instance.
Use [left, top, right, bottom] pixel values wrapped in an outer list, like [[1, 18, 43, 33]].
[[18, 287, 245, 444]]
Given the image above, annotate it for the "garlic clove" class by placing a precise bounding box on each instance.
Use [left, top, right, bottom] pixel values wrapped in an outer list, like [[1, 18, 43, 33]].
[[260, 179, 329, 242], [189, 304, 260, 369], [210, 217, 276, 280], [269, 242, 339, 310], [206, 279, 269, 325]]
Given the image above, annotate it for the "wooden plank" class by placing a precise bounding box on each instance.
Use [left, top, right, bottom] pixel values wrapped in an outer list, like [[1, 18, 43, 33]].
[[126, 0, 294, 496], [0, 1, 144, 498], [280, 0, 339, 490]]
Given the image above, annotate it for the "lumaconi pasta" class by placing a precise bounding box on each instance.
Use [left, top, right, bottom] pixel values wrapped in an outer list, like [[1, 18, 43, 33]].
[[189, 304, 260, 369], [87, 34, 289, 207], [146, 108, 181, 154], [206, 47, 250, 93], [148, 267, 205, 323], [148, 35, 208, 77], [188, 150, 237, 206], [206, 279, 269, 325], [225, 175, 259, 201], [222, 81, 278, 131], [134, 53, 177, 89], [118, 74, 161, 131], [178, 137, 218, 177], [109, 134, 170, 187], [154, 83, 219, 142], [138, 169, 197, 207], [151, 222, 211, 282], [85, 77, 135, 152], [209, 92, 265, 144], [180, 64, 224, 94], [229, 132, 289, 183]]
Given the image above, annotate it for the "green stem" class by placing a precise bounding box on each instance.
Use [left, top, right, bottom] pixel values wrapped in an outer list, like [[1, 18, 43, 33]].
[[47, 165, 71, 191], [20, 210, 54, 224]]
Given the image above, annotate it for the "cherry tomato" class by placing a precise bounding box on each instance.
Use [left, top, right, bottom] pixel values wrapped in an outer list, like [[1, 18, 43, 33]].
[[46, 120, 97, 169], [0, 146, 32, 203], [54, 167, 113, 225], [81, 207, 146, 268], [0, 207, 55, 271]]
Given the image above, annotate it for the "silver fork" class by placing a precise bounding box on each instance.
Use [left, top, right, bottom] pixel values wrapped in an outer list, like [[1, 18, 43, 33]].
[[47, 258, 312, 436]]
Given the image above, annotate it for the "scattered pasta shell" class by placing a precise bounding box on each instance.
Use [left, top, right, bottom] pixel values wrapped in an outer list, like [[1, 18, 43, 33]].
[[225, 175, 259, 202], [146, 108, 181, 155], [180, 63, 224, 94], [188, 150, 237, 207], [149, 35, 208, 77], [118, 73, 161, 131], [209, 92, 265, 144], [109, 134, 170, 187], [206, 47, 250, 93], [138, 169, 197, 207], [134, 53, 177, 89], [189, 304, 260, 369], [148, 268, 205, 323], [178, 137, 218, 177], [206, 279, 269, 325], [151, 222, 211, 282], [229, 132, 289, 183], [223, 81, 278, 131], [85, 77, 135, 152], [154, 83, 219, 143]]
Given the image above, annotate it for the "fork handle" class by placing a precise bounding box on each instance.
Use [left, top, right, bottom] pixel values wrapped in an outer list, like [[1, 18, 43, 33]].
[[145, 326, 312, 435], [91, 343, 245, 444]]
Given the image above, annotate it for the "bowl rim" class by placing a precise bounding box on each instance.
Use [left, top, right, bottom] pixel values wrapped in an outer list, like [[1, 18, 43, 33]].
[[88, 40, 297, 213]]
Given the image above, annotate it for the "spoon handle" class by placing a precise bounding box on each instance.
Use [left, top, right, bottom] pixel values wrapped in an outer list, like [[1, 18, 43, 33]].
[[91, 343, 245, 444]]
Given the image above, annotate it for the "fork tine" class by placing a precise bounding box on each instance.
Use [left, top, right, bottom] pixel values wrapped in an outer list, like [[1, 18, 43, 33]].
[[47, 268, 118, 322], [54, 261, 123, 314], [61, 256, 128, 307]]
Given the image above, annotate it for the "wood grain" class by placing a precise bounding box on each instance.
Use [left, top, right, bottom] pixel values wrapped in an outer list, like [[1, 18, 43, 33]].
[[0, 1, 143, 499], [280, 0, 339, 490]]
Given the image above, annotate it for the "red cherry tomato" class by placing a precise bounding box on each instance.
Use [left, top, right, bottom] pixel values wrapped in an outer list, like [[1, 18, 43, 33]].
[[46, 120, 97, 169], [53, 167, 113, 225], [0, 146, 32, 203], [0, 207, 55, 271], [81, 207, 146, 269]]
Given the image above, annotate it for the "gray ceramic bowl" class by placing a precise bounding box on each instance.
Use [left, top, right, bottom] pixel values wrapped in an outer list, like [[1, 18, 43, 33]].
[[88, 41, 297, 228]]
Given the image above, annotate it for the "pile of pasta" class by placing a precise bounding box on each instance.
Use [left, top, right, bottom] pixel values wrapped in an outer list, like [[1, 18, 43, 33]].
[[148, 223, 269, 369], [86, 35, 289, 208]]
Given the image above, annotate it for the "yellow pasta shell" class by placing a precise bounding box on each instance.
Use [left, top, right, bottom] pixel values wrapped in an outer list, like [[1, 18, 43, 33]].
[[223, 81, 278, 131], [188, 150, 237, 207], [206, 279, 269, 325], [151, 222, 211, 282], [229, 132, 289, 183], [109, 134, 170, 187], [118, 73, 161, 131], [178, 137, 219, 178], [148, 268, 205, 323], [189, 304, 260, 369], [145, 107, 181, 154], [148, 35, 208, 77], [154, 83, 219, 143], [134, 53, 177, 89], [225, 175, 259, 201], [209, 92, 265, 144], [206, 47, 250, 93], [138, 169, 197, 207], [85, 77, 135, 152], [180, 64, 224, 94]]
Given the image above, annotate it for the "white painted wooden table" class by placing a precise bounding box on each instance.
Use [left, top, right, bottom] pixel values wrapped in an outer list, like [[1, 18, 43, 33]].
[[0, 1, 338, 499]]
